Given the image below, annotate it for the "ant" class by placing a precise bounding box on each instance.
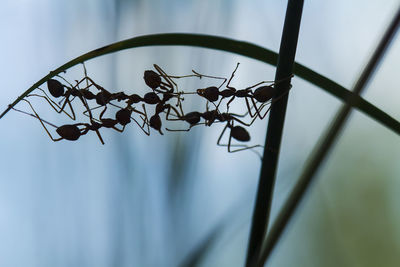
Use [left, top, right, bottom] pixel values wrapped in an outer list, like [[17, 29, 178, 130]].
[[137, 65, 194, 135], [247, 79, 293, 119], [194, 63, 292, 119], [28, 78, 78, 120], [166, 106, 262, 154], [145, 89, 182, 135], [19, 98, 105, 144], [144, 64, 199, 93], [112, 103, 151, 136], [28, 65, 104, 127], [165, 105, 220, 131]]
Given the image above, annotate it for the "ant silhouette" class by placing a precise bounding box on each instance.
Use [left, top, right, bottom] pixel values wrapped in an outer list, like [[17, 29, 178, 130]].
[[112, 103, 151, 136], [19, 98, 105, 144], [144, 64, 199, 93], [28, 65, 106, 126], [193, 63, 292, 119], [146, 90, 183, 135], [28, 78, 78, 120], [137, 64, 194, 135], [165, 105, 220, 131], [165, 105, 262, 154], [192, 63, 270, 115]]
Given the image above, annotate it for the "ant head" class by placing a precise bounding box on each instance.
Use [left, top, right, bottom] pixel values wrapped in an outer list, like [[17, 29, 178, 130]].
[[47, 79, 65, 98], [231, 126, 250, 142], [253, 86, 275, 103], [144, 70, 161, 89], [115, 108, 131, 126], [143, 92, 160, 105], [150, 115, 163, 135], [196, 88, 205, 96], [56, 124, 81, 141], [197, 87, 219, 102]]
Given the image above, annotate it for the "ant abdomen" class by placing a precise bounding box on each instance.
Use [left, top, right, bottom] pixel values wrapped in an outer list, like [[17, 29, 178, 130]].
[[144, 70, 161, 89], [143, 92, 161, 105], [116, 108, 131, 126], [230, 125, 250, 142], [150, 114, 163, 135], [56, 124, 81, 141], [47, 79, 65, 98], [253, 86, 275, 103]]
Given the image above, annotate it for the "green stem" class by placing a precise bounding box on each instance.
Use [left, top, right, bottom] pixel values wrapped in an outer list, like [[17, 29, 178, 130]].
[[257, 5, 400, 266], [245, 1, 304, 266]]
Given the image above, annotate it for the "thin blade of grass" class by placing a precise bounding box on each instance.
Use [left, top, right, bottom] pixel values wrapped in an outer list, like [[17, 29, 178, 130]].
[[245, 1, 304, 266], [177, 225, 222, 267], [257, 5, 400, 266], [0, 34, 399, 138]]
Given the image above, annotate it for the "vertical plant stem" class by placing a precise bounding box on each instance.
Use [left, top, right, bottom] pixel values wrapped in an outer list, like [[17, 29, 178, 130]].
[[257, 5, 400, 267], [245, 1, 304, 266]]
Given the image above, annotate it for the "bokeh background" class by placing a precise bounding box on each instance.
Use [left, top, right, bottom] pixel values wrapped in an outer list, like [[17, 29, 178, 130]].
[[1, 0, 400, 266]]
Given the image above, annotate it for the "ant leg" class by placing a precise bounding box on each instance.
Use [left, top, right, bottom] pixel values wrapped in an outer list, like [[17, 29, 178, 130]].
[[132, 104, 150, 136], [216, 122, 254, 151], [99, 106, 125, 133], [225, 63, 240, 90], [166, 125, 201, 132], [94, 128, 105, 145], [225, 96, 237, 113], [165, 106, 202, 132], [153, 64, 177, 91], [20, 99, 63, 141], [72, 85, 104, 144], [82, 104, 105, 119], [28, 88, 76, 120], [110, 102, 150, 135], [217, 122, 230, 146], [249, 97, 265, 119], [251, 83, 292, 120], [81, 62, 94, 93], [12, 105, 58, 129], [241, 74, 293, 92], [244, 97, 259, 118], [217, 121, 262, 156], [165, 105, 184, 121], [190, 70, 228, 89], [259, 104, 273, 120]]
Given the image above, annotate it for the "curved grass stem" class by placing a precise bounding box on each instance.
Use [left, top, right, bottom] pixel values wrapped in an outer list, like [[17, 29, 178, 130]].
[[0, 34, 399, 139]]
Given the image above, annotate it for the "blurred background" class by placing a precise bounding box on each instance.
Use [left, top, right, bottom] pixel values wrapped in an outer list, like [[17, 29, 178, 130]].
[[1, 0, 400, 266]]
